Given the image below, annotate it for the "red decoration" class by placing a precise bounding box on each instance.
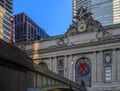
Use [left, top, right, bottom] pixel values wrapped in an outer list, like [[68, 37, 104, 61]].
[[79, 62, 88, 75]]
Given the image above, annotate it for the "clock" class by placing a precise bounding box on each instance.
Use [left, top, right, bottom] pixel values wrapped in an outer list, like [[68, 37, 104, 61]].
[[78, 23, 87, 32], [105, 54, 111, 62]]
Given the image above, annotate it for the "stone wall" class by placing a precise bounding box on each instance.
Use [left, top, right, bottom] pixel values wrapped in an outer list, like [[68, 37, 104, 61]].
[[0, 39, 34, 91]]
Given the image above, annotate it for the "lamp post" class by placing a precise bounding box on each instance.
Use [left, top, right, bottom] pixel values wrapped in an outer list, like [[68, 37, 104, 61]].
[[10, 16, 14, 45]]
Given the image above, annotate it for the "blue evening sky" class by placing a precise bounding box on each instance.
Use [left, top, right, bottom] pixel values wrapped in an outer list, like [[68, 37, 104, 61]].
[[13, 0, 72, 36]]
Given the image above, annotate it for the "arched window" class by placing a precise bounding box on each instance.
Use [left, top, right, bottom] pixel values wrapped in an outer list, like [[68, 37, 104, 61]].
[[75, 57, 91, 87], [39, 62, 48, 69]]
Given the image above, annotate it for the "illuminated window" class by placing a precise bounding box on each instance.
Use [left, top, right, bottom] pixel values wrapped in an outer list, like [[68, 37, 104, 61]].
[[0, 29, 3, 33], [0, 35, 3, 39]]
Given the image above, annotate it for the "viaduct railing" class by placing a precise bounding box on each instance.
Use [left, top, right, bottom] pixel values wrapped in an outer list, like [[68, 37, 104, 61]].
[[0, 39, 86, 91]]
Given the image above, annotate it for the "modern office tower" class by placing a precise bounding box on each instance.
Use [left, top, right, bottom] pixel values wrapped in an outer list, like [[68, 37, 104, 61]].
[[112, 0, 120, 24], [0, 0, 15, 42], [0, 6, 5, 40], [0, 0, 13, 14], [15, 13, 49, 43], [91, 0, 113, 26], [72, 0, 120, 26]]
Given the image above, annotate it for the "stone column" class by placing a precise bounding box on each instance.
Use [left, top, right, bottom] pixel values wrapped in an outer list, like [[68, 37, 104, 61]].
[[64, 55, 68, 78], [49, 57, 52, 71], [73, 57, 75, 82], [92, 52, 97, 85], [52, 57, 57, 73], [112, 49, 117, 82], [97, 51, 103, 82], [117, 49, 120, 81], [68, 55, 73, 80]]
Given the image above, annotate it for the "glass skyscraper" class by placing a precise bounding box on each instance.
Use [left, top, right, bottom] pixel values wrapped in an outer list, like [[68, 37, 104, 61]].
[[72, 0, 120, 26], [0, 0, 14, 42]]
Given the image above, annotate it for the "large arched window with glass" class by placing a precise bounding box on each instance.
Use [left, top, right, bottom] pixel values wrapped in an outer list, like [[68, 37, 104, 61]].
[[75, 57, 91, 87]]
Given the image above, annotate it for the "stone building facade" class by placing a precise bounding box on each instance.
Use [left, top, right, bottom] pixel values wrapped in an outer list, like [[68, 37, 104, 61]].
[[24, 8, 120, 91]]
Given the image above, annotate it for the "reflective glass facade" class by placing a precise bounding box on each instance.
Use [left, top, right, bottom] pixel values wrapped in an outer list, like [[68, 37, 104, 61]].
[[91, 0, 113, 26], [72, 0, 120, 26], [76, 0, 91, 11]]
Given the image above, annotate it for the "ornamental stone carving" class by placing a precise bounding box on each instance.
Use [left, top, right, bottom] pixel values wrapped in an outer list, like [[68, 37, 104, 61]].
[[66, 7, 103, 36]]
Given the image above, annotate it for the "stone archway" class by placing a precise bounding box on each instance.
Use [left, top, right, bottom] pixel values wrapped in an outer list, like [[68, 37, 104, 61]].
[[75, 57, 91, 87]]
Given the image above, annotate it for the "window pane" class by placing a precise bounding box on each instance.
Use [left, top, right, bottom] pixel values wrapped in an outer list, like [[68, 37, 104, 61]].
[[106, 77, 111, 80], [106, 70, 111, 73], [105, 73, 111, 77], [105, 66, 112, 82]]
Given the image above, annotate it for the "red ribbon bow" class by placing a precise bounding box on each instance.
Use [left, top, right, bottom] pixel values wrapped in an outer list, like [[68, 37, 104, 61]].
[[79, 62, 88, 75]]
